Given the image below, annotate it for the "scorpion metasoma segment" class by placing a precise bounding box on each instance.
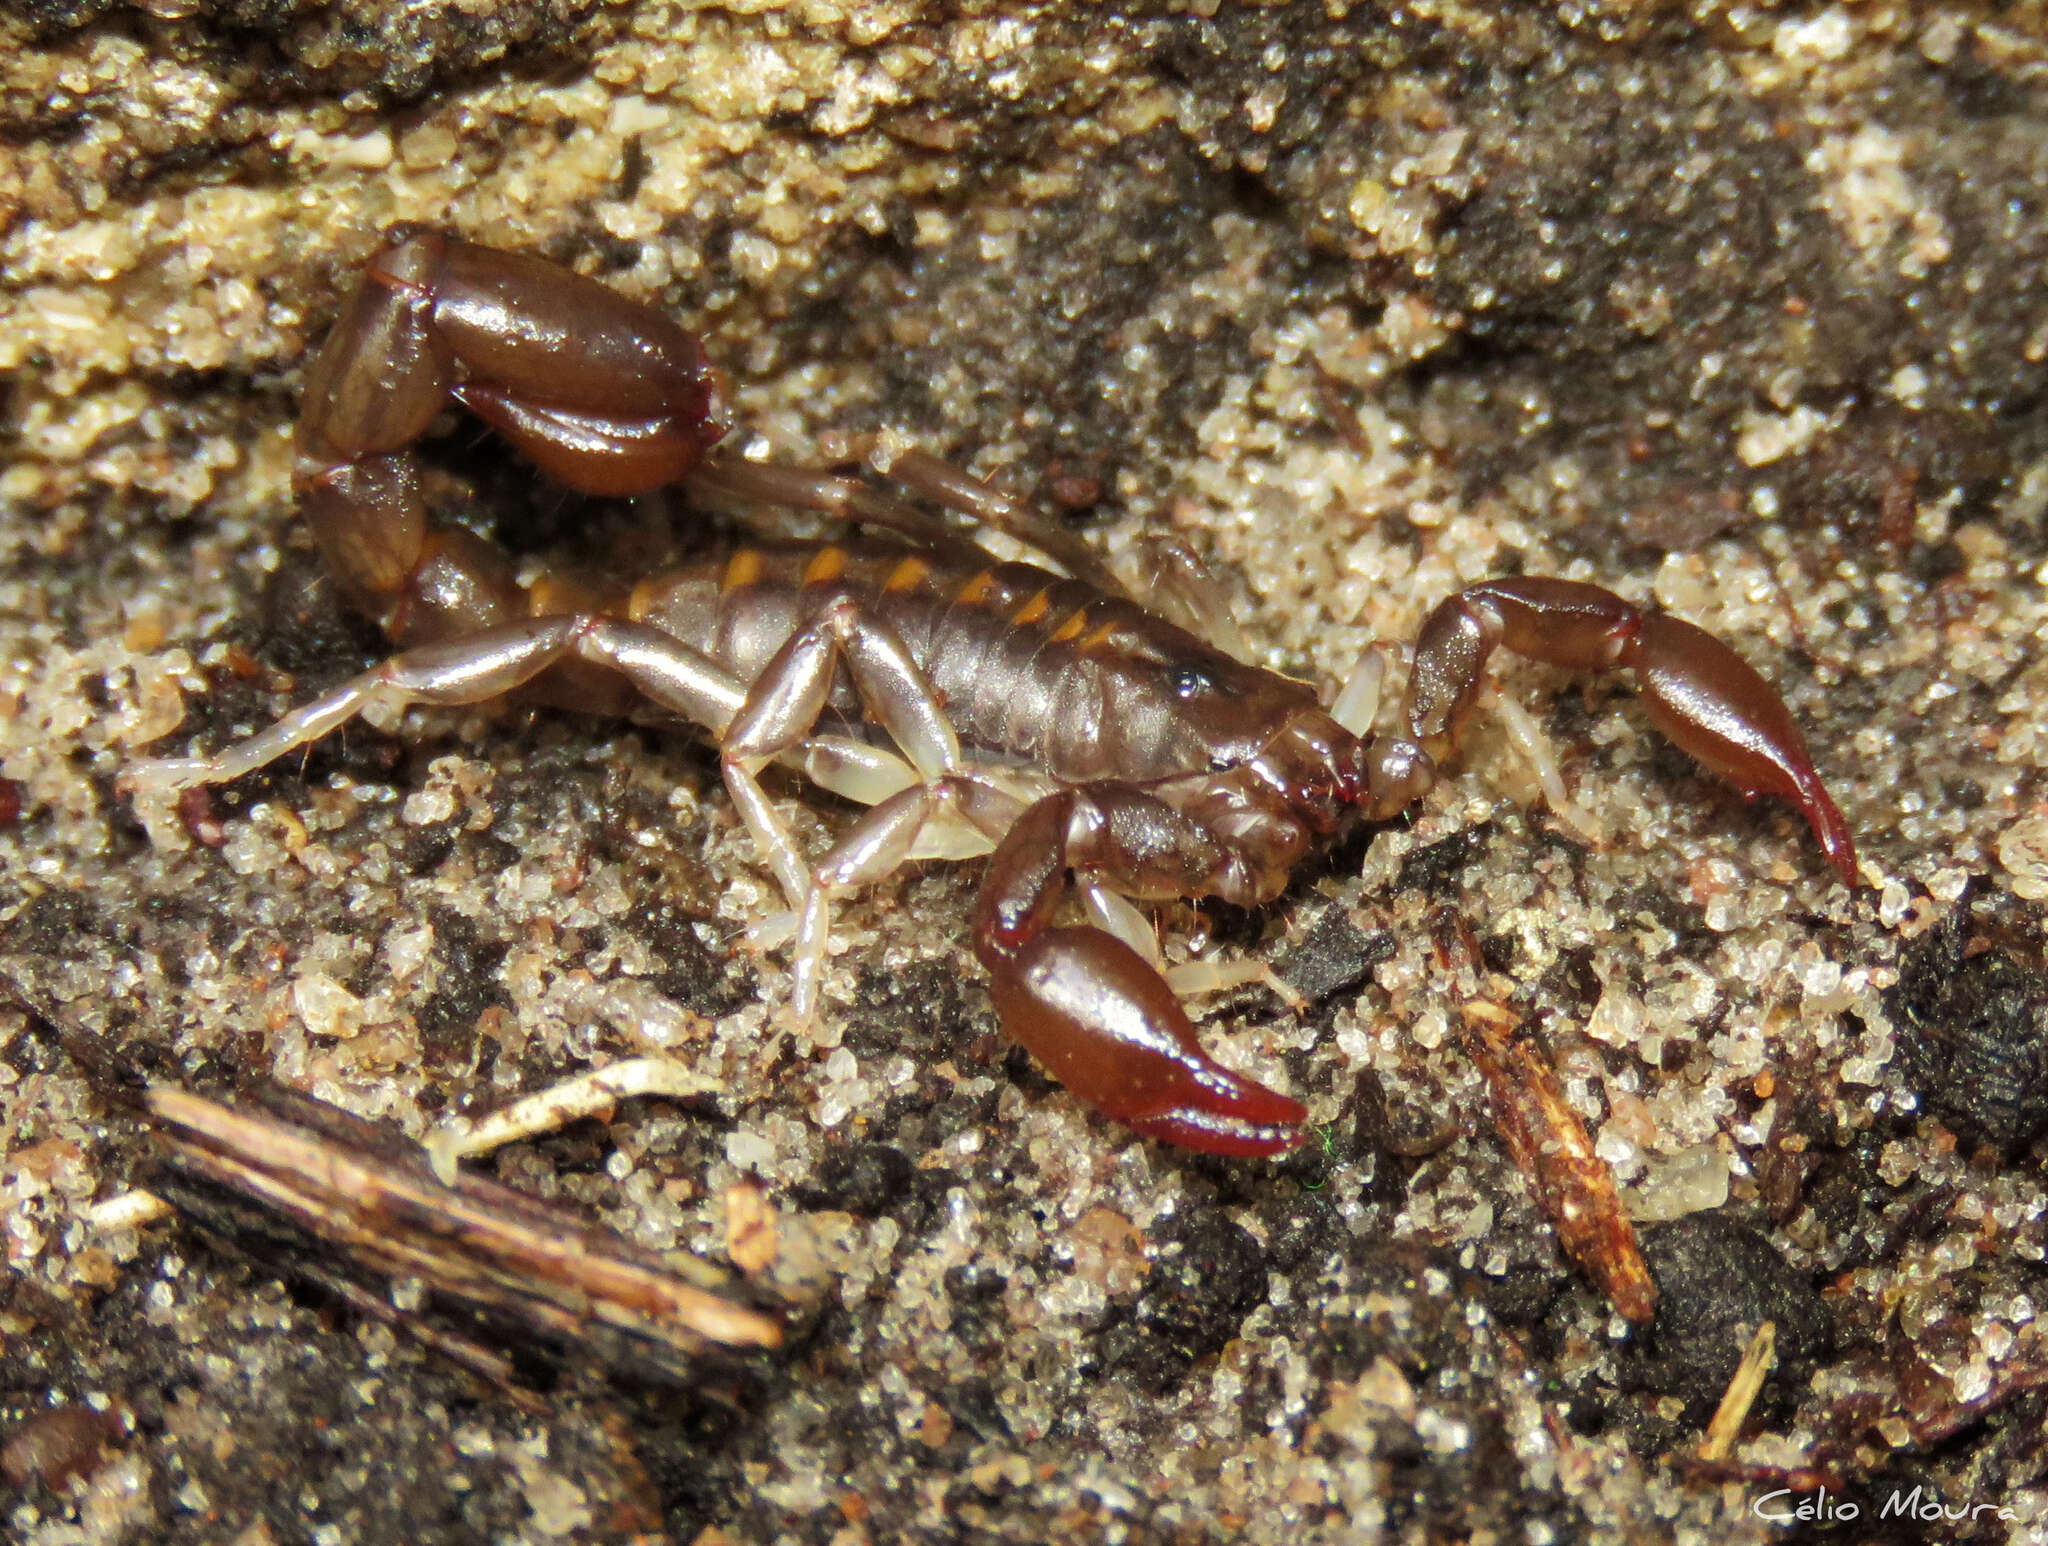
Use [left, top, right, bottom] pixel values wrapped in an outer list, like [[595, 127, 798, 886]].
[[127, 227, 1861, 1158]]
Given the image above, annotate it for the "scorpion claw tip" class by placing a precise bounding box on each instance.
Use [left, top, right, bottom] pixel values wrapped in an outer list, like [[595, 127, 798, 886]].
[[1129, 1104, 1308, 1159], [1129, 1062, 1309, 1157], [1793, 769, 1861, 889]]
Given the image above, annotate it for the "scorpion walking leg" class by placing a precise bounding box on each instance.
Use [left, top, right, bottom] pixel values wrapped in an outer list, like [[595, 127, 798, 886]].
[[795, 773, 1024, 1002], [1392, 576, 1859, 886], [123, 617, 751, 797], [973, 788, 1307, 1157], [1120, 534, 1256, 663], [877, 449, 1125, 594], [122, 603, 986, 1017], [717, 591, 966, 1014], [1077, 885, 1293, 1004]]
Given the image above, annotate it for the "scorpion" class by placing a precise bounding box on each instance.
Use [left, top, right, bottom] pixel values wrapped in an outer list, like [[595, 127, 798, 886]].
[[127, 228, 1861, 1159]]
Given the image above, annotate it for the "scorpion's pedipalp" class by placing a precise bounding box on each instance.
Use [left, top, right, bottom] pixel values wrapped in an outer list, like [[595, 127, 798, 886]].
[[1405, 576, 1860, 888], [974, 792, 1307, 1156], [451, 386, 716, 497], [987, 927, 1307, 1158], [415, 231, 729, 431], [1624, 611, 1859, 887], [297, 259, 450, 465]]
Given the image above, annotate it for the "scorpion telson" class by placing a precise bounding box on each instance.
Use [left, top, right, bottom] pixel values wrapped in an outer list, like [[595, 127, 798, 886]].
[[125, 227, 1860, 1159]]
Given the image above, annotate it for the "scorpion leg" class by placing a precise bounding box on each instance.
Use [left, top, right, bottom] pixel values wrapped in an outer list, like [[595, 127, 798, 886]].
[[1121, 534, 1255, 663], [1077, 885, 1287, 1002], [878, 449, 1126, 595], [1397, 576, 1859, 886], [793, 773, 1024, 1009], [973, 789, 1307, 1157], [122, 617, 751, 798], [122, 601, 990, 1019], [717, 590, 967, 1014]]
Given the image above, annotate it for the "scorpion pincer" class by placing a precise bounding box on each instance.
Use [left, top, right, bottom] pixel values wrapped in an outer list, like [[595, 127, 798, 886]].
[[126, 227, 1861, 1159]]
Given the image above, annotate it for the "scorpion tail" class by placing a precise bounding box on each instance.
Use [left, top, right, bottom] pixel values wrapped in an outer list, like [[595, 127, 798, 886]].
[[986, 926, 1307, 1158]]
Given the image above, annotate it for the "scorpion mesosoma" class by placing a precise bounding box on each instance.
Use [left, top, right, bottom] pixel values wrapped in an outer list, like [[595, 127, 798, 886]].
[[128, 228, 1860, 1159]]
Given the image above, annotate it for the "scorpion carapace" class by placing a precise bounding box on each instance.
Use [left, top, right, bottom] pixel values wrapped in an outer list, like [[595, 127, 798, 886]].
[[126, 228, 1860, 1159]]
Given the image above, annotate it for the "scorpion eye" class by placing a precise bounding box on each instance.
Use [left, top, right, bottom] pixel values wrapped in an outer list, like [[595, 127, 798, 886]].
[[1172, 667, 1216, 700]]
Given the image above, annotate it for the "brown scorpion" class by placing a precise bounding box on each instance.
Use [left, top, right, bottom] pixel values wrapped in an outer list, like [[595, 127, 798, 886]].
[[127, 228, 1860, 1159]]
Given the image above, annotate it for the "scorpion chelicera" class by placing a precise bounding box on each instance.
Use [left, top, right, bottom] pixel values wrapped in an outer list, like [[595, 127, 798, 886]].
[[128, 228, 1861, 1159]]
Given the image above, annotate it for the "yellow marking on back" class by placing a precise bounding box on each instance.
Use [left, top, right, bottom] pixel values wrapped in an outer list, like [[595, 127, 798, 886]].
[[722, 549, 764, 593], [529, 572, 615, 618], [1047, 609, 1089, 644], [803, 546, 848, 587], [1079, 620, 1122, 653], [884, 556, 931, 594], [1011, 589, 1052, 627], [526, 574, 577, 615], [626, 578, 663, 621], [956, 570, 999, 605]]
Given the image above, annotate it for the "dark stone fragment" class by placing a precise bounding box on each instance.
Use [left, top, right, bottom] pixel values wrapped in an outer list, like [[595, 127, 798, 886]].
[[1475, 1260, 1571, 1330], [1261, 1190, 1351, 1276], [1538, 945, 1604, 1016], [401, 827, 455, 876], [1276, 904, 1393, 1003], [793, 1142, 915, 1217], [1312, 1239, 1469, 1386], [1099, 1210, 1269, 1394], [5, 890, 103, 956], [942, 1263, 1010, 1354], [1609, 885, 1714, 959], [632, 899, 756, 1018], [253, 548, 385, 681], [1394, 825, 1492, 898], [1886, 897, 2048, 1152], [942, 1377, 1011, 1442], [1623, 1213, 1833, 1427], [413, 905, 512, 1062], [846, 958, 988, 1063]]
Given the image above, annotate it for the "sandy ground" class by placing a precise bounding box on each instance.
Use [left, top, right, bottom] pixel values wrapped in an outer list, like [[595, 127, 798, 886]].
[[5, 3, 2048, 1542]]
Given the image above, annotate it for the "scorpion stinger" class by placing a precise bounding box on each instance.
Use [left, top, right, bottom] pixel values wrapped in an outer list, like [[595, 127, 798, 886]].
[[124, 228, 1860, 1160]]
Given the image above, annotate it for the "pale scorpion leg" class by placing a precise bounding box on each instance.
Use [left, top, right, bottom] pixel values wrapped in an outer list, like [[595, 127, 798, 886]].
[[973, 786, 1308, 1157], [716, 589, 970, 1016], [1079, 884, 1295, 1005], [1080, 884, 1164, 966], [1380, 576, 1860, 886], [878, 448, 1126, 596], [1328, 647, 1387, 738], [797, 737, 920, 808], [793, 773, 1025, 1004], [122, 616, 749, 797], [118, 598, 991, 1017], [121, 603, 1000, 1022]]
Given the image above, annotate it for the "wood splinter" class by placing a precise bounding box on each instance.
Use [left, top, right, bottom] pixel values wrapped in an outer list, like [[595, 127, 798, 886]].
[[142, 1082, 783, 1393]]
